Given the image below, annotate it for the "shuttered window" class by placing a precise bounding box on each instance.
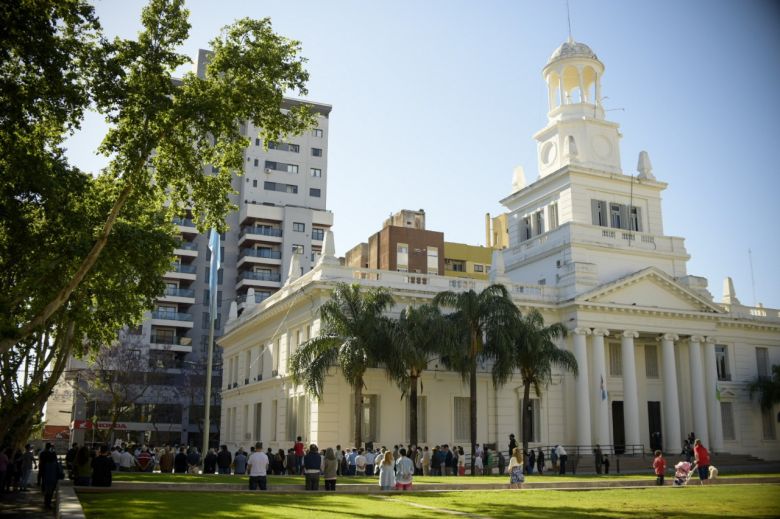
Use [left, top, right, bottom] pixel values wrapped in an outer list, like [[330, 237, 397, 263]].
[[645, 344, 659, 378], [721, 402, 735, 441], [609, 343, 622, 376], [591, 200, 608, 226], [454, 397, 470, 442], [756, 347, 769, 378]]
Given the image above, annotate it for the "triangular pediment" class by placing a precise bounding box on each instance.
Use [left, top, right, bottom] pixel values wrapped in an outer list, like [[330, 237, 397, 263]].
[[578, 267, 723, 313]]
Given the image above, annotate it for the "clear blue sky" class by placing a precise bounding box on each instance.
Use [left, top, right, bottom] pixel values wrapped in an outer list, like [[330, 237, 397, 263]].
[[68, 0, 780, 308]]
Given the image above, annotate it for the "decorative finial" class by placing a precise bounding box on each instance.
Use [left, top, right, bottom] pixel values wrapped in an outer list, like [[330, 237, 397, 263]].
[[567, 0, 573, 42], [722, 277, 741, 305], [286, 252, 301, 285], [228, 301, 238, 322], [245, 288, 256, 310], [637, 151, 655, 180], [512, 166, 526, 192]]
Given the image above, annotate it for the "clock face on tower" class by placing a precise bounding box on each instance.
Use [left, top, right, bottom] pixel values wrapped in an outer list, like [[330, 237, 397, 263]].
[[541, 141, 557, 166]]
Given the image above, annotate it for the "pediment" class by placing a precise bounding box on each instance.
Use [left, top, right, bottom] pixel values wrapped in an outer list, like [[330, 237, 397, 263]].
[[578, 268, 722, 313]]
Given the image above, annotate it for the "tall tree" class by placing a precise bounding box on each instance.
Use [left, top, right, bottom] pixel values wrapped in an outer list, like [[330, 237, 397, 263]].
[[495, 309, 575, 454], [747, 364, 780, 411], [385, 304, 450, 447], [433, 284, 518, 475], [1, 0, 315, 354], [1, 0, 316, 447], [289, 283, 393, 448]]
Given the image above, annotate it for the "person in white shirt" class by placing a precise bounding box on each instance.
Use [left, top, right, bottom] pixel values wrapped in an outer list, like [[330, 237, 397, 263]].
[[394, 448, 414, 490], [556, 444, 568, 475], [110, 448, 122, 471], [355, 450, 367, 476], [507, 448, 525, 489], [118, 449, 136, 472], [247, 442, 269, 490]]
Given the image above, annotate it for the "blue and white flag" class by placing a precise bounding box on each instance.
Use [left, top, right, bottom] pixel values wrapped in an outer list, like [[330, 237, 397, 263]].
[[600, 375, 608, 401], [208, 228, 221, 322]]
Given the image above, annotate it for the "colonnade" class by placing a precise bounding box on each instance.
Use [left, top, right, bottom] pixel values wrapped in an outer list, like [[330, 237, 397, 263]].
[[571, 328, 723, 453]]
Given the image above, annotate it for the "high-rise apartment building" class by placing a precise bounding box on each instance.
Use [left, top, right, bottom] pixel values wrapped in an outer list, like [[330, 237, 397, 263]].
[[66, 50, 332, 447]]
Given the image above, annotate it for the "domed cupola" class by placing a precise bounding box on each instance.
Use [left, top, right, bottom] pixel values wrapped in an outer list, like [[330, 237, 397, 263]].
[[534, 38, 622, 178]]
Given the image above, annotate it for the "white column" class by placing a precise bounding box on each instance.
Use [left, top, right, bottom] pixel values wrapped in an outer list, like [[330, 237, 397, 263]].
[[659, 333, 682, 452], [703, 337, 723, 452], [687, 335, 709, 446], [592, 329, 611, 446], [573, 327, 592, 447], [621, 330, 641, 447]]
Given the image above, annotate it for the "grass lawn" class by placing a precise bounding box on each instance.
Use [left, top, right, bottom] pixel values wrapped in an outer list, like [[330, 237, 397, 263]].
[[111, 472, 780, 485], [79, 485, 780, 518]]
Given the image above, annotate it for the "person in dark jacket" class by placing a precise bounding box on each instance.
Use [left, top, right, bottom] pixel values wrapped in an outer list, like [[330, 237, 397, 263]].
[[217, 445, 232, 475], [39, 444, 61, 509], [91, 445, 115, 487], [186, 447, 201, 474], [174, 446, 189, 474], [203, 449, 217, 474], [303, 444, 322, 490]]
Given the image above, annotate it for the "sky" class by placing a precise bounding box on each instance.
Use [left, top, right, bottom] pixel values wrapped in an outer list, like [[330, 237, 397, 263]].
[[66, 0, 780, 309]]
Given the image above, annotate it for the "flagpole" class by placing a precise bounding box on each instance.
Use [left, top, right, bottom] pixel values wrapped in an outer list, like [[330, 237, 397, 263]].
[[201, 228, 221, 469]]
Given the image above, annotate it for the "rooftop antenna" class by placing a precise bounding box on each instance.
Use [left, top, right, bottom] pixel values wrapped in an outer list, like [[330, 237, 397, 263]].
[[567, 0, 573, 41], [748, 248, 757, 306]]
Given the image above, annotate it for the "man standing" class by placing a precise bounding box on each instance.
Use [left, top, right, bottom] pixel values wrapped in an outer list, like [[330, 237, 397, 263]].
[[247, 442, 269, 490], [394, 448, 414, 491], [233, 448, 248, 475], [303, 444, 322, 490], [217, 445, 232, 475], [174, 446, 188, 474], [594, 445, 603, 474], [294, 436, 305, 475], [508, 434, 517, 457], [556, 444, 568, 475]]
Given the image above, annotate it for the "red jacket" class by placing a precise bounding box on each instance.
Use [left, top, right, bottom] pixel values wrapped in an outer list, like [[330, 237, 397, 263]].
[[653, 456, 666, 476], [694, 444, 710, 465]]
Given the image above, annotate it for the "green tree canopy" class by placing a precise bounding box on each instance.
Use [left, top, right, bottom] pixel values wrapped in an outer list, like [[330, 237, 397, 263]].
[[747, 364, 780, 412]]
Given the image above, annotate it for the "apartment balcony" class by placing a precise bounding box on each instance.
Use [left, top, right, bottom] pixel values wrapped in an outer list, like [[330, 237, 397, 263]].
[[236, 291, 274, 311], [238, 225, 283, 247], [173, 217, 198, 236], [149, 334, 193, 353], [150, 311, 194, 329], [173, 240, 198, 258], [235, 270, 282, 291], [158, 287, 196, 305], [165, 262, 197, 281], [237, 247, 282, 269]]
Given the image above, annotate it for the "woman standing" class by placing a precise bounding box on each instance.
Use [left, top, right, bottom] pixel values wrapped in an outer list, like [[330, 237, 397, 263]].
[[378, 451, 395, 490], [693, 439, 711, 485], [73, 446, 92, 486], [323, 448, 338, 491], [507, 447, 525, 489]]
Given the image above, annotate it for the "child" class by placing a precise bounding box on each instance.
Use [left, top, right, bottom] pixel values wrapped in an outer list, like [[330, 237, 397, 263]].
[[653, 450, 666, 486]]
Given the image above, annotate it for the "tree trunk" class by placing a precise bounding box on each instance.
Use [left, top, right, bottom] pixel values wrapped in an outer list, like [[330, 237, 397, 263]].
[[353, 380, 363, 448], [470, 363, 477, 476], [522, 381, 532, 454], [409, 373, 418, 447]]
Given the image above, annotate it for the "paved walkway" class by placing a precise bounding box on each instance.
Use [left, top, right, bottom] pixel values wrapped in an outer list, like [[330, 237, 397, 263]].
[[0, 486, 54, 518]]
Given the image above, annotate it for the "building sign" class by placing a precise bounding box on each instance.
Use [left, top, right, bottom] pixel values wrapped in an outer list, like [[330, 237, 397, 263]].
[[71, 420, 180, 432]]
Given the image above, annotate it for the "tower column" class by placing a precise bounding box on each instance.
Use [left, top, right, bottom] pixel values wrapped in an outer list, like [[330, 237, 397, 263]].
[[703, 337, 723, 451], [687, 336, 709, 446], [659, 333, 682, 452], [573, 327, 592, 447], [621, 330, 641, 447], [591, 328, 611, 446]]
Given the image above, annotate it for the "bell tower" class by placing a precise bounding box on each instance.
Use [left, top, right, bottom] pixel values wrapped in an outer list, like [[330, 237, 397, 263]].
[[534, 38, 622, 177]]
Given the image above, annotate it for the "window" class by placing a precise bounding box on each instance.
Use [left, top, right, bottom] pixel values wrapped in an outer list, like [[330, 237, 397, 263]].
[[721, 402, 735, 441], [310, 168, 322, 177], [311, 228, 325, 241], [253, 158, 259, 167], [292, 244, 304, 254], [397, 243, 408, 270], [264, 160, 299, 174], [202, 289, 223, 307], [268, 141, 298, 153], [756, 347, 769, 378], [263, 181, 298, 194], [252, 179, 257, 188], [446, 259, 465, 272], [548, 202, 559, 230], [289, 144, 300, 153], [271, 400, 278, 441], [286, 395, 310, 442], [427, 246, 438, 275], [454, 397, 470, 442], [311, 147, 322, 157], [762, 408, 776, 440], [716, 345, 731, 381], [610, 203, 623, 229], [359, 394, 379, 443], [309, 188, 321, 197], [255, 138, 260, 146], [645, 344, 659, 378], [533, 210, 545, 235], [473, 264, 484, 273], [520, 399, 541, 443], [313, 128, 323, 137], [591, 200, 608, 227], [405, 395, 427, 443], [521, 216, 532, 241], [629, 207, 641, 232], [609, 342, 622, 376], [272, 339, 280, 375], [293, 222, 305, 232], [254, 403, 262, 441]]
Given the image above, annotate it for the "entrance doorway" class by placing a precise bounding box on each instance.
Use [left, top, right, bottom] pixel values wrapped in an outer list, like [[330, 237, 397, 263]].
[[612, 401, 625, 454], [647, 401, 662, 451]]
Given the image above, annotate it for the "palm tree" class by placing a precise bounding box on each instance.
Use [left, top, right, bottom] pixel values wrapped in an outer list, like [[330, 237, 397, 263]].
[[289, 282, 394, 448], [496, 309, 576, 454], [433, 284, 518, 475], [747, 364, 780, 411], [385, 304, 450, 447]]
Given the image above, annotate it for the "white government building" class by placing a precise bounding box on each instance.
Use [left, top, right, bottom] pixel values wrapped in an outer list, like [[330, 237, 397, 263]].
[[218, 39, 780, 461]]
